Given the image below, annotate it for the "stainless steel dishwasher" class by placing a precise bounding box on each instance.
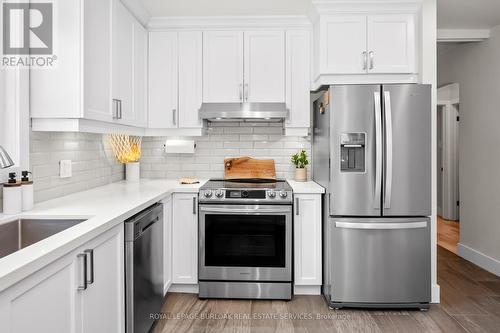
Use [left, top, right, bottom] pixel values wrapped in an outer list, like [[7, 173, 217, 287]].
[[125, 203, 164, 333]]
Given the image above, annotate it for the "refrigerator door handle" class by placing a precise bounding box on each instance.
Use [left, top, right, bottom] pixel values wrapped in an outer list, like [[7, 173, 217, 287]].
[[374, 92, 383, 209], [384, 91, 393, 209], [335, 221, 428, 230]]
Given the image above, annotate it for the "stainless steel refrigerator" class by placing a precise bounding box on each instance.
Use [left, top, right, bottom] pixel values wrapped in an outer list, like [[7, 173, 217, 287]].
[[312, 85, 431, 309]]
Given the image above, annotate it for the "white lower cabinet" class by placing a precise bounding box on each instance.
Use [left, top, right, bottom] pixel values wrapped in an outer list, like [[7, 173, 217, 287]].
[[80, 224, 125, 333], [162, 195, 173, 294], [172, 193, 198, 284], [0, 224, 124, 333], [294, 194, 322, 290]]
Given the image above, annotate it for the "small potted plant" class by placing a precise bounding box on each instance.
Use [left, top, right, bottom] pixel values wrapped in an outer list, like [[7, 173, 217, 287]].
[[291, 150, 309, 182]]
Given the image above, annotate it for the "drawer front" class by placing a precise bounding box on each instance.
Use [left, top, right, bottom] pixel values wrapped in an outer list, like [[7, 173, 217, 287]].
[[331, 217, 431, 304]]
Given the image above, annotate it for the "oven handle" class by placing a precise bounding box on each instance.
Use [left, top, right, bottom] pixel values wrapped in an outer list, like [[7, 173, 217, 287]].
[[199, 206, 291, 214]]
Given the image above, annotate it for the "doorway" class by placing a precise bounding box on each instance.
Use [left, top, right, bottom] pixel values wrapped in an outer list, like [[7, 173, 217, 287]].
[[437, 83, 460, 253]]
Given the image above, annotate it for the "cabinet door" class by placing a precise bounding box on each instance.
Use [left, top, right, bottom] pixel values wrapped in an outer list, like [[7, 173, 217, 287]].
[[83, 0, 113, 122], [81, 224, 124, 333], [133, 22, 148, 128], [285, 30, 311, 129], [294, 194, 322, 286], [178, 31, 203, 128], [148, 32, 178, 129], [367, 14, 416, 74], [112, 0, 134, 125], [321, 15, 367, 74], [244, 31, 285, 102], [172, 193, 198, 284], [203, 31, 244, 103], [162, 196, 173, 294], [0, 250, 81, 333]]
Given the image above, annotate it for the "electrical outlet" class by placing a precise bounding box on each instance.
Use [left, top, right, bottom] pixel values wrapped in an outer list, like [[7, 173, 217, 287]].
[[60, 160, 72, 178]]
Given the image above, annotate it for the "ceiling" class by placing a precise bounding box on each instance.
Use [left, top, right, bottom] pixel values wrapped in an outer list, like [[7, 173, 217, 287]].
[[438, 0, 500, 29], [141, 0, 311, 17], [139, 0, 500, 30]]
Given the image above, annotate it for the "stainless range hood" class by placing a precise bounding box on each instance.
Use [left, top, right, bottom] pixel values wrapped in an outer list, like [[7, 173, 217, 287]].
[[199, 102, 289, 122]]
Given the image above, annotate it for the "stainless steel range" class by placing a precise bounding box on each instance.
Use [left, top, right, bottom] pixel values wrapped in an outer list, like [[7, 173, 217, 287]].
[[198, 179, 293, 300]]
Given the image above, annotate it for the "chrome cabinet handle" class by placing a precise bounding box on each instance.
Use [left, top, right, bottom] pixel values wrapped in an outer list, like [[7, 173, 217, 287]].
[[244, 84, 249, 101], [77, 253, 88, 291], [295, 198, 300, 216], [362, 51, 368, 70], [239, 84, 243, 101], [84, 249, 94, 285], [373, 92, 383, 210], [193, 197, 197, 215], [369, 51, 374, 70], [112, 99, 119, 119], [172, 109, 177, 126], [119, 100, 123, 119]]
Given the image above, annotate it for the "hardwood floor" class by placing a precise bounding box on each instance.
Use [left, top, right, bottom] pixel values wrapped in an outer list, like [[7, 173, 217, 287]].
[[153, 247, 500, 333], [437, 216, 460, 254]]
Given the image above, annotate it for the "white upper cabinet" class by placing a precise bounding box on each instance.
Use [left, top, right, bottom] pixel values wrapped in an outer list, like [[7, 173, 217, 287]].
[[203, 30, 286, 103], [148, 32, 178, 129], [133, 22, 148, 128], [149, 31, 203, 130], [315, 12, 417, 79], [203, 31, 244, 103], [321, 15, 367, 74], [30, 0, 114, 121], [244, 31, 285, 102], [112, 0, 134, 124], [367, 14, 416, 74], [178, 31, 203, 128], [31, 0, 148, 134], [286, 30, 311, 130], [83, 0, 113, 122]]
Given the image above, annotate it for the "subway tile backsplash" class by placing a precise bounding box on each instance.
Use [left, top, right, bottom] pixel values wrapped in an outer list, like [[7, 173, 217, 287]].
[[0, 124, 310, 212], [29, 132, 124, 204], [140, 123, 312, 180]]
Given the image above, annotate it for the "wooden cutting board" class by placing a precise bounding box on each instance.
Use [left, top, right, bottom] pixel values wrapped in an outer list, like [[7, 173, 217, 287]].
[[224, 157, 276, 180]]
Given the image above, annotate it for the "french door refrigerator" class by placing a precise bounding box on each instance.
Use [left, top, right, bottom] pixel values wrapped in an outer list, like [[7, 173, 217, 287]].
[[312, 84, 431, 309]]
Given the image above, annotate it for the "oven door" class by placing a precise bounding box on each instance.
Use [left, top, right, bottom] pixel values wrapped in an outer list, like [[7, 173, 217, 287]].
[[199, 204, 292, 282]]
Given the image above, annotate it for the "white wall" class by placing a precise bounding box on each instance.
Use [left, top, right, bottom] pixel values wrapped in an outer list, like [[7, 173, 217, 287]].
[[421, 0, 439, 302], [438, 25, 500, 275]]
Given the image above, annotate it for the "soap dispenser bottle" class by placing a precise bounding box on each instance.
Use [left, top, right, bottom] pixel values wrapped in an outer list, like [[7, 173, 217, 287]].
[[3, 172, 22, 215], [21, 171, 34, 211]]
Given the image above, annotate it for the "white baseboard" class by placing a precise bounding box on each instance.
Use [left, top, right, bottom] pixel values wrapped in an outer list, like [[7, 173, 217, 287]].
[[457, 243, 500, 276], [294, 285, 321, 295], [431, 284, 440, 303], [168, 284, 199, 294]]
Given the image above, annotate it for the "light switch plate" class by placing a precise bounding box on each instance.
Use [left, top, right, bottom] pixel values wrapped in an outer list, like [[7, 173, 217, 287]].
[[60, 160, 72, 178]]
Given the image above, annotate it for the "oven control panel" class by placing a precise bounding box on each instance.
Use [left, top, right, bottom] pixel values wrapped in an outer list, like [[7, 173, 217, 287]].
[[199, 189, 292, 203]]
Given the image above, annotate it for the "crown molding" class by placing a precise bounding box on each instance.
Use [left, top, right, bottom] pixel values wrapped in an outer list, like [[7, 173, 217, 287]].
[[311, 0, 423, 15], [147, 16, 312, 31]]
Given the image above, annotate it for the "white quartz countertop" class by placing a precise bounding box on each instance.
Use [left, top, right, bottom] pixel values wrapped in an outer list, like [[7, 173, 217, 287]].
[[287, 180, 325, 194], [0, 179, 206, 292]]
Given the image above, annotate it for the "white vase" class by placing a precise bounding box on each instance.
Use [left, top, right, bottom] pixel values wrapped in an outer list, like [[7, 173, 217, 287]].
[[294, 168, 307, 182], [126, 162, 140, 182]]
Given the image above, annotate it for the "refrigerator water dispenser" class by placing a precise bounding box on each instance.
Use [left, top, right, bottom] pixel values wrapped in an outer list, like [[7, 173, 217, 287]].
[[340, 133, 365, 173]]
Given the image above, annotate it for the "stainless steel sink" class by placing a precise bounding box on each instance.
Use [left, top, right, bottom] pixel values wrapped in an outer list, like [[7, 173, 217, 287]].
[[0, 218, 87, 259]]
